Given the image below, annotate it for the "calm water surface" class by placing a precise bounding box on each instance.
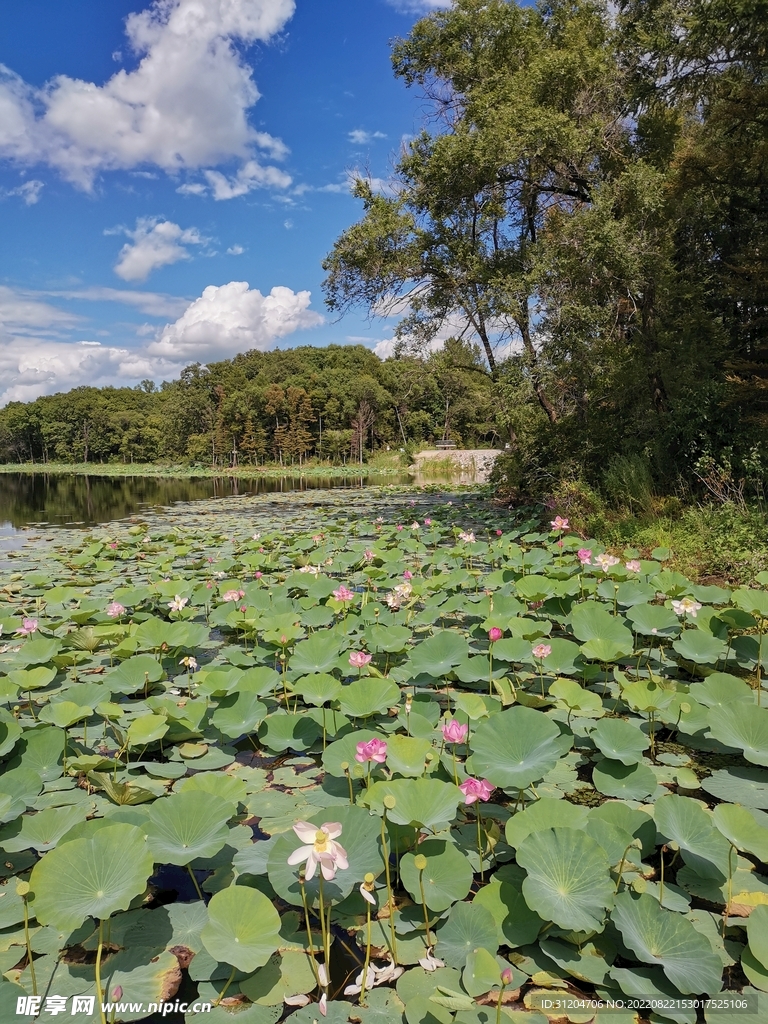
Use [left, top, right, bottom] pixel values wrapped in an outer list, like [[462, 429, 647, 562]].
[[0, 471, 412, 535]]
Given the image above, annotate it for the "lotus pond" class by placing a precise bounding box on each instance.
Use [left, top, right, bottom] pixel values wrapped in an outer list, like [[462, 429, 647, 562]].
[[1, 488, 768, 1024]]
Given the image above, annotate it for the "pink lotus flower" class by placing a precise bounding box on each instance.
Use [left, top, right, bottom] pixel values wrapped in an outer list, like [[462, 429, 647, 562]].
[[577, 549, 592, 565], [109, 542, 118, 550], [551, 516, 569, 531], [222, 589, 245, 602], [424, 518, 432, 526], [287, 821, 348, 881], [349, 651, 372, 669], [396, 524, 403, 531], [18, 618, 38, 636], [254, 571, 263, 579], [442, 719, 468, 744], [364, 550, 374, 562], [594, 553, 620, 572], [355, 738, 387, 763], [625, 560, 642, 573], [458, 530, 475, 543], [532, 643, 552, 660], [333, 585, 354, 603], [403, 570, 413, 580], [240, 605, 247, 613], [106, 602, 125, 619], [459, 778, 494, 805], [496, 529, 502, 536], [488, 627, 503, 642]]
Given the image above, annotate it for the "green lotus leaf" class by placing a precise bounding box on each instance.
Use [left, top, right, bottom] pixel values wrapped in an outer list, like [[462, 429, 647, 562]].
[[515, 576, 557, 603], [144, 790, 234, 864], [290, 633, 342, 674], [408, 630, 469, 677], [126, 713, 168, 748], [590, 719, 649, 765], [746, 905, 768, 971], [490, 636, 538, 662], [38, 701, 93, 729], [468, 706, 565, 790], [609, 966, 697, 1024], [239, 951, 318, 1005], [400, 839, 473, 911], [322, 728, 382, 778], [30, 823, 153, 931], [733, 589, 768, 619], [364, 624, 412, 654], [707, 703, 768, 766], [549, 678, 604, 717], [364, 778, 461, 829], [336, 678, 400, 718], [517, 827, 614, 932], [713, 804, 768, 862], [625, 603, 681, 637], [689, 672, 754, 708], [702, 767, 768, 808], [239, 666, 282, 696], [462, 948, 512, 997], [200, 884, 281, 972], [592, 759, 656, 800], [505, 798, 589, 848], [621, 678, 675, 713], [177, 773, 248, 807], [385, 734, 435, 777], [292, 673, 342, 706], [434, 902, 498, 970], [611, 891, 723, 994], [589, 802, 656, 856], [0, 803, 88, 852], [0, 711, 22, 759], [258, 712, 322, 752], [654, 793, 730, 879], [106, 654, 164, 694], [672, 629, 728, 665], [534, 638, 582, 675], [539, 938, 614, 986], [7, 666, 57, 691], [211, 692, 267, 738], [472, 862, 543, 949], [13, 638, 62, 667], [569, 604, 633, 647]]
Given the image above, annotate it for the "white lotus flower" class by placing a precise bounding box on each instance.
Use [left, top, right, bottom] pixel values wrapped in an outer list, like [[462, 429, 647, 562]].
[[671, 597, 703, 618], [287, 821, 348, 881]]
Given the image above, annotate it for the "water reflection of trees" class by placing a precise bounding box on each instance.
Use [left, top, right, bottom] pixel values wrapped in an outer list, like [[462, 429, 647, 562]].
[[0, 474, 375, 528]]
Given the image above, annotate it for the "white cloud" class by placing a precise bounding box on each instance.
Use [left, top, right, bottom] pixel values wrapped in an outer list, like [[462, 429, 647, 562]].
[[149, 280, 323, 360], [0, 179, 44, 204], [176, 182, 208, 197], [385, 0, 449, 11], [49, 286, 188, 318], [0, 285, 81, 335], [226, 244, 244, 255], [348, 129, 387, 145], [0, 0, 295, 191], [112, 217, 208, 282], [203, 158, 291, 200]]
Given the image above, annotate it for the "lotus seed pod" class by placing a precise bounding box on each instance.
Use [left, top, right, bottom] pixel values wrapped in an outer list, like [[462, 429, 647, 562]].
[[414, 854, 427, 871], [383, 795, 396, 809], [15, 880, 30, 897]]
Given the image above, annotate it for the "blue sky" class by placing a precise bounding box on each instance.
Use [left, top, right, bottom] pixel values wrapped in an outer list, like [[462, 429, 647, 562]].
[[0, 0, 445, 404]]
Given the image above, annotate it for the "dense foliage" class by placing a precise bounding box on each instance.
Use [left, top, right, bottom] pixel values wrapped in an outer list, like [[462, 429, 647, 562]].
[[324, 0, 768, 499], [1, 490, 767, 1023], [0, 344, 498, 468]]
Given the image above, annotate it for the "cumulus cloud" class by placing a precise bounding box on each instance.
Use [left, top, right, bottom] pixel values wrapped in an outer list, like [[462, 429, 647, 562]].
[[348, 129, 387, 145], [226, 244, 245, 256], [0, 285, 81, 335], [203, 158, 291, 200], [0, 0, 295, 192], [149, 281, 323, 360], [385, 0, 449, 11], [49, 286, 188, 318], [0, 179, 44, 204], [113, 218, 208, 282]]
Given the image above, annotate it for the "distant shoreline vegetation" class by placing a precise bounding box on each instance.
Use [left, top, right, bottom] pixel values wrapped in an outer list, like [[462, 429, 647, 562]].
[[0, 459, 406, 480]]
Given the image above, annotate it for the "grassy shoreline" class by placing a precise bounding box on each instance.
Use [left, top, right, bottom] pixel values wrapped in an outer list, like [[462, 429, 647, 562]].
[[0, 459, 407, 480]]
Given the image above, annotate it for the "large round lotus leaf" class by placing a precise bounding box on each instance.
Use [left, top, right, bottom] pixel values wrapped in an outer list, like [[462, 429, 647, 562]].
[[7, 666, 56, 691], [653, 794, 730, 880], [611, 891, 723, 994], [673, 630, 728, 665], [471, 863, 543, 948], [0, 803, 88, 853], [625, 603, 681, 637], [400, 839, 473, 911], [322, 728, 381, 778], [590, 719, 649, 765], [713, 805, 768, 862], [690, 673, 754, 709], [364, 623, 412, 653], [126, 713, 169, 749], [106, 655, 165, 695], [549, 678, 603, 717], [210, 692, 267, 738], [505, 798, 589, 849], [7, 727, 64, 782], [539, 938, 613, 986], [258, 713, 321, 753], [515, 576, 557, 603], [621, 679, 675, 713], [490, 636, 538, 663], [462, 948, 518, 997], [536, 638, 582, 676], [177, 773, 248, 807], [290, 633, 342, 674], [702, 767, 768, 808], [283, 1001, 357, 1024], [239, 951, 317, 1005], [239, 666, 282, 696], [292, 673, 342, 706], [581, 637, 635, 662], [267, 803, 381, 907], [336, 678, 400, 718], [0, 712, 21, 759], [365, 779, 462, 830], [38, 702, 93, 729], [517, 827, 614, 933], [385, 735, 435, 778], [408, 630, 469, 677], [746, 905, 768, 971], [589, 803, 656, 856], [708, 703, 768, 766], [396, 966, 462, 1004], [200, 884, 281, 973], [435, 901, 499, 970], [569, 604, 633, 647], [468, 706, 565, 790], [733, 589, 768, 619], [13, 638, 61, 666], [144, 791, 234, 864], [610, 965, 698, 1023], [30, 823, 153, 931], [592, 759, 656, 801]]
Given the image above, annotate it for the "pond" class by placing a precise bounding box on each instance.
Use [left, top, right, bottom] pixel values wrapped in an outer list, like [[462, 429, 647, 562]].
[[0, 470, 413, 534]]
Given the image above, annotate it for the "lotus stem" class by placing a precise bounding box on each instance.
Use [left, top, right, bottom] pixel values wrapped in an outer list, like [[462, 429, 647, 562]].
[[95, 919, 107, 1024], [659, 845, 665, 904], [20, 886, 36, 996], [415, 855, 433, 947], [380, 805, 398, 963], [186, 863, 204, 901], [476, 812, 484, 884], [215, 965, 236, 1006], [299, 877, 321, 989], [724, 843, 735, 937], [317, 875, 330, 999]]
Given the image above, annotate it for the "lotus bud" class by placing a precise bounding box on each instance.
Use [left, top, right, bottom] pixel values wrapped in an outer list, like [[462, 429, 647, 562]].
[[112, 987, 123, 1001], [500, 967, 513, 986]]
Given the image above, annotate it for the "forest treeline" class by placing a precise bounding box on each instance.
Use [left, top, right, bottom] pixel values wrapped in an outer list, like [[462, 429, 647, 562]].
[[0, 342, 498, 467], [1, 0, 767, 504]]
